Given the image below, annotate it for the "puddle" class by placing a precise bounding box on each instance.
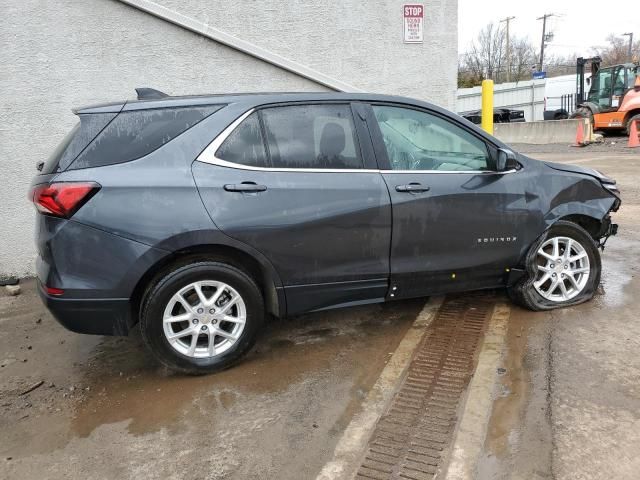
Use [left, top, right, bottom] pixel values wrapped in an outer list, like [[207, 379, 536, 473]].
[[483, 306, 531, 459], [594, 235, 635, 308], [69, 300, 423, 440]]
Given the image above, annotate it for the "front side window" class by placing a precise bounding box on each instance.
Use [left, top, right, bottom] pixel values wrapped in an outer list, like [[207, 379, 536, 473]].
[[372, 105, 490, 171], [261, 104, 363, 169]]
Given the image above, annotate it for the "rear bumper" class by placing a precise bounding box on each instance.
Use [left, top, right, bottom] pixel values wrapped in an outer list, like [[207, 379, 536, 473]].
[[38, 282, 131, 336]]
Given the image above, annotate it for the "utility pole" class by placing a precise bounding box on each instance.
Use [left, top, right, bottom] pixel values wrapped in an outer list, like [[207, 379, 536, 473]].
[[500, 16, 516, 82], [623, 32, 634, 61], [537, 13, 554, 73]]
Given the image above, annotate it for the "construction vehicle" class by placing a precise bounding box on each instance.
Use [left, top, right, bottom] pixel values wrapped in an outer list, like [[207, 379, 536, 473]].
[[571, 56, 640, 135]]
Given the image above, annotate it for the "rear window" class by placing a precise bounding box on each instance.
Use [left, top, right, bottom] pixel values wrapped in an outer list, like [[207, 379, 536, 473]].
[[68, 105, 222, 170]]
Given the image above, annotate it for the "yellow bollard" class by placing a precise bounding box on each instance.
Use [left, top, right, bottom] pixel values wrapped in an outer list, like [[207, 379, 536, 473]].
[[481, 79, 494, 135]]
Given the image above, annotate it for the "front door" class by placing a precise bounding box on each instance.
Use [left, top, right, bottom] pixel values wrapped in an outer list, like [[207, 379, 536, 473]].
[[193, 103, 391, 314], [365, 104, 534, 299]]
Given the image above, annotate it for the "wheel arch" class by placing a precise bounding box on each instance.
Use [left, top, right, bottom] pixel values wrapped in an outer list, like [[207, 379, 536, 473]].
[[556, 213, 604, 239], [623, 108, 640, 126], [129, 242, 285, 328]]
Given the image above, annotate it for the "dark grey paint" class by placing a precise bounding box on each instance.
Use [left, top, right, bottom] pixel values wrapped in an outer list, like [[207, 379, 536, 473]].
[[32, 92, 620, 336], [192, 163, 392, 314]]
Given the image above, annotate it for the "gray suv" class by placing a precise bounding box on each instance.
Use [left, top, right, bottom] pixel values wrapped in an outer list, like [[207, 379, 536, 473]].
[[31, 90, 620, 373]]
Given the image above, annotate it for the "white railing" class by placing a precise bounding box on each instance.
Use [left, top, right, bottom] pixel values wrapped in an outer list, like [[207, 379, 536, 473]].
[[457, 79, 546, 122]]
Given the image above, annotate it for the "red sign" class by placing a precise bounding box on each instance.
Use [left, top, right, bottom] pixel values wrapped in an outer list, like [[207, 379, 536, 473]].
[[403, 4, 424, 43]]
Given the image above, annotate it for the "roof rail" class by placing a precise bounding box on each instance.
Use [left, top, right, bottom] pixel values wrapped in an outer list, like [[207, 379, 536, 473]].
[[135, 87, 169, 100]]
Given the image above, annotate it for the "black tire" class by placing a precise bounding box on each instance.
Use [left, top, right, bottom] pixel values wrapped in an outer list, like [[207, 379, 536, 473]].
[[140, 260, 264, 374], [626, 113, 640, 137], [570, 107, 593, 124], [507, 221, 601, 311], [554, 111, 569, 120]]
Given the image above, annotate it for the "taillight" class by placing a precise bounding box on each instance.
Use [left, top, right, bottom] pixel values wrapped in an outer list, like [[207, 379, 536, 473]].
[[45, 286, 64, 296], [31, 182, 100, 218]]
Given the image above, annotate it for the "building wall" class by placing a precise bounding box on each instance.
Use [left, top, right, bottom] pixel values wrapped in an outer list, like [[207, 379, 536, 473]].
[[0, 0, 457, 278]]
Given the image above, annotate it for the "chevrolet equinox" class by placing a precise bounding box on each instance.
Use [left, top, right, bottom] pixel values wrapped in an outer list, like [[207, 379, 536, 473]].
[[30, 90, 621, 373]]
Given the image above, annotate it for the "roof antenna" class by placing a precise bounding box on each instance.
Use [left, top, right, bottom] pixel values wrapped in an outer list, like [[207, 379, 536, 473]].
[[135, 88, 169, 100]]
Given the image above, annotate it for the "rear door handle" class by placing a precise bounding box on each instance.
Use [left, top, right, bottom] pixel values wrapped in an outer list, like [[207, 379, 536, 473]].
[[224, 182, 267, 193], [395, 183, 430, 193]]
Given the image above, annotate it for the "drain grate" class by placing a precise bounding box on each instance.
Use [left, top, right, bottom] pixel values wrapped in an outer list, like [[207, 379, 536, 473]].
[[355, 294, 493, 480]]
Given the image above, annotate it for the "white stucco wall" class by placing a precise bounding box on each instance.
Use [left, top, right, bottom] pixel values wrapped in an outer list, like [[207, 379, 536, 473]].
[[0, 0, 457, 278]]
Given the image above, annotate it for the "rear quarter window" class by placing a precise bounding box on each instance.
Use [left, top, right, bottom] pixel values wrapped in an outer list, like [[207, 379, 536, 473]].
[[41, 113, 117, 174], [68, 105, 222, 170]]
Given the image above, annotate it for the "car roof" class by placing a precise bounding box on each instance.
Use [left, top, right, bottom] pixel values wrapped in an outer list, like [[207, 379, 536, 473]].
[[74, 91, 442, 114]]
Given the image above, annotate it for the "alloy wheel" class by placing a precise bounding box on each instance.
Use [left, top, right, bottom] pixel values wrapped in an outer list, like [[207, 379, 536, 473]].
[[162, 280, 246, 358], [533, 236, 591, 302]]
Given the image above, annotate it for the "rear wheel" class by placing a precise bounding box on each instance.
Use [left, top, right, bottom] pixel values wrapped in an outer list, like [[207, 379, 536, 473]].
[[508, 221, 601, 311], [140, 260, 264, 374]]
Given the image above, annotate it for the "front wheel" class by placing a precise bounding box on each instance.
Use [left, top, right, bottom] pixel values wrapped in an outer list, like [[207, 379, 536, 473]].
[[508, 221, 601, 311], [140, 260, 264, 374]]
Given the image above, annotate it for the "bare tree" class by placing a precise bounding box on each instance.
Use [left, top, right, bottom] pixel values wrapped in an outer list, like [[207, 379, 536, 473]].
[[459, 22, 537, 87], [593, 34, 640, 65], [544, 53, 577, 77], [509, 37, 538, 80], [459, 23, 506, 85]]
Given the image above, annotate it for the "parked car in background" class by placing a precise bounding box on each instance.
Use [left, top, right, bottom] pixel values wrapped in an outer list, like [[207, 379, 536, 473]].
[[31, 90, 620, 374], [460, 107, 525, 124]]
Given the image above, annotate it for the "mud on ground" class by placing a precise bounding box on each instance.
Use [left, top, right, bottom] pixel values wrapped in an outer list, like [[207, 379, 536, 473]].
[[0, 282, 422, 480]]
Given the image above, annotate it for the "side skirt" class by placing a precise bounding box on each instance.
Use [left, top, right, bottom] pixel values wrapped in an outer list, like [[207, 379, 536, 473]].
[[284, 278, 389, 316]]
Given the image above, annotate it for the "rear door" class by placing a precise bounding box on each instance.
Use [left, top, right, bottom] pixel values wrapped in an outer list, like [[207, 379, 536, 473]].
[[193, 102, 391, 314], [365, 103, 533, 299]]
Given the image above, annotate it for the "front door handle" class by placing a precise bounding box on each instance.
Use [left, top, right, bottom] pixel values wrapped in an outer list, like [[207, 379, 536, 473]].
[[224, 182, 267, 193], [395, 183, 430, 193]]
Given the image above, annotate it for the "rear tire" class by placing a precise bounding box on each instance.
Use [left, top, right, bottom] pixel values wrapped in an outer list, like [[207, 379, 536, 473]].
[[507, 221, 601, 311], [140, 260, 264, 374]]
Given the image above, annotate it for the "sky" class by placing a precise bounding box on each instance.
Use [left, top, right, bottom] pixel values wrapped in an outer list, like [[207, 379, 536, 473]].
[[458, 0, 640, 59]]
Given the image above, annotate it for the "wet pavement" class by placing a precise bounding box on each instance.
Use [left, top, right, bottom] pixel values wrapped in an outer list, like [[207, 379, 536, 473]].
[[0, 282, 422, 479], [478, 150, 640, 480], [2, 148, 639, 480]]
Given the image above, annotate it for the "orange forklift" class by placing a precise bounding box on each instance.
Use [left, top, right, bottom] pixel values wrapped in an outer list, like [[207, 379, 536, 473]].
[[572, 56, 640, 135]]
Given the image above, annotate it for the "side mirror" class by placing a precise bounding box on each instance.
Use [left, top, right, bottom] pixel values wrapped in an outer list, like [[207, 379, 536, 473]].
[[496, 149, 519, 172]]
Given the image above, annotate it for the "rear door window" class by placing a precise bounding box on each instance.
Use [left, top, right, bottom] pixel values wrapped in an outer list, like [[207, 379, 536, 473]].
[[260, 104, 363, 169]]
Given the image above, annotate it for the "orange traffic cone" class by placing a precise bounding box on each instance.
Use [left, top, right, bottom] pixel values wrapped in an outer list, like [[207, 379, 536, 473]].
[[629, 119, 640, 148], [571, 120, 586, 147]]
